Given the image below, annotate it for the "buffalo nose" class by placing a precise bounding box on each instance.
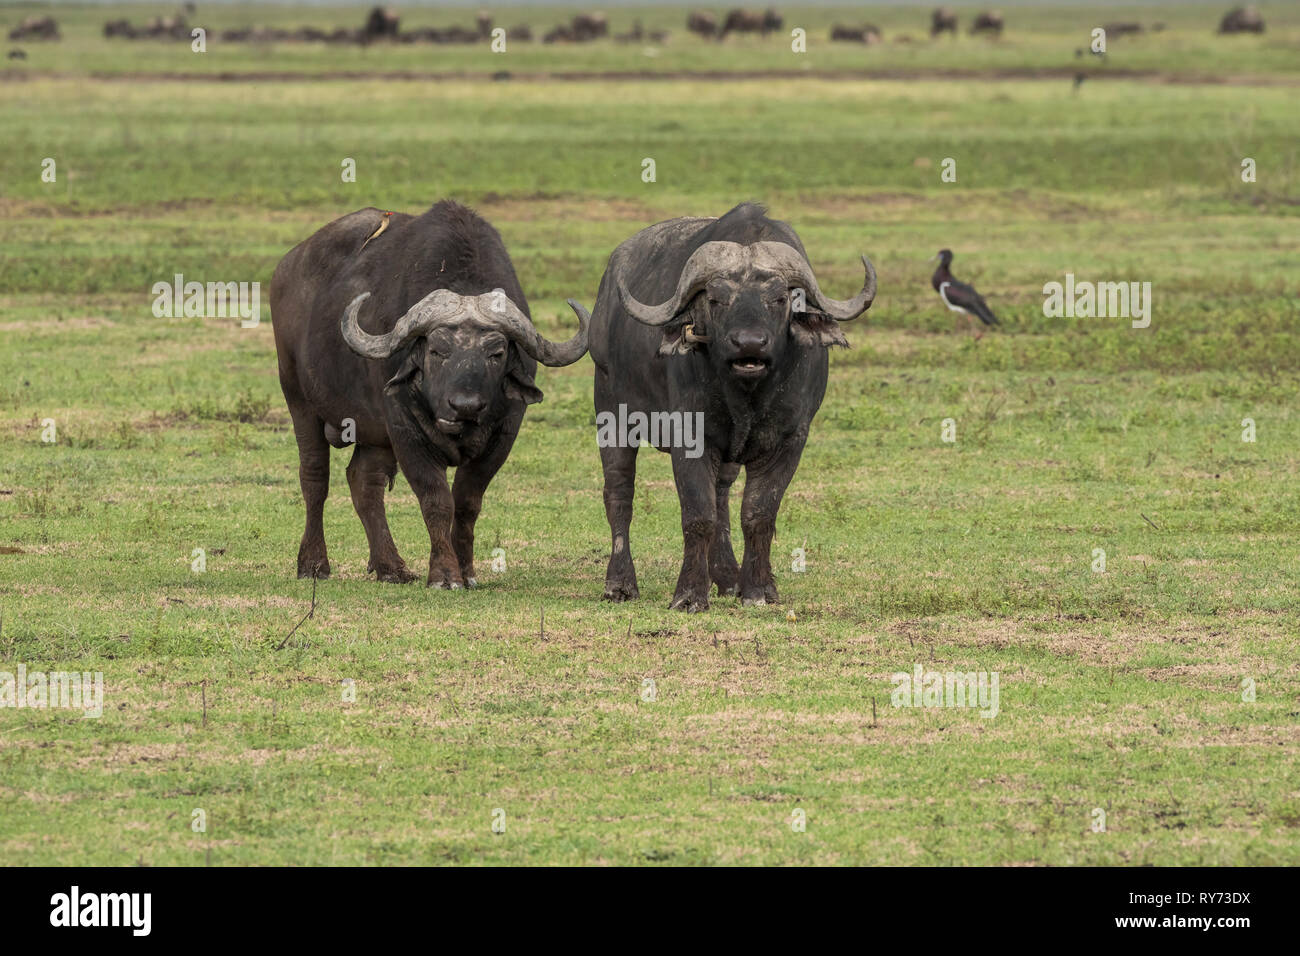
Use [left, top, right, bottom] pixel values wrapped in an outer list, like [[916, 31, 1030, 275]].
[[728, 329, 770, 354], [448, 393, 486, 418]]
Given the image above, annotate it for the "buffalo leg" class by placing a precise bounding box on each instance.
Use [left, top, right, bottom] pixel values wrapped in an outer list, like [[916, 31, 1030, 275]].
[[285, 389, 332, 580], [451, 422, 518, 588], [392, 442, 461, 589], [599, 442, 640, 601], [710, 462, 742, 597], [669, 448, 720, 612], [346, 444, 415, 583], [739, 436, 806, 605]]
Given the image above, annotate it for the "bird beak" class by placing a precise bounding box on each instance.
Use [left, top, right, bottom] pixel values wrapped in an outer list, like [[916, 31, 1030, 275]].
[[927, 253, 939, 262]]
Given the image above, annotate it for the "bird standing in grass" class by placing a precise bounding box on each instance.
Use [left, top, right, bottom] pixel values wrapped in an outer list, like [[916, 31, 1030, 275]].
[[930, 249, 1000, 340]]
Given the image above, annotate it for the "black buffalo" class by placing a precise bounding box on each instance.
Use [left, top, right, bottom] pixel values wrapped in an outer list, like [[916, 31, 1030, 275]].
[[687, 11, 718, 39], [931, 7, 958, 37], [270, 201, 590, 588], [589, 203, 876, 611], [720, 8, 782, 39]]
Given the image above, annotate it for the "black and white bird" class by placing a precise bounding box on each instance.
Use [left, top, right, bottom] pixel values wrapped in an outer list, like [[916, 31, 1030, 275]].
[[930, 249, 999, 340]]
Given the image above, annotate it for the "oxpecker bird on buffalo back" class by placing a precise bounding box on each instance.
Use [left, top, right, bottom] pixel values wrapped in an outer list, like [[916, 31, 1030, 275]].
[[930, 248, 999, 339], [270, 200, 590, 589], [589, 202, 876, 612]]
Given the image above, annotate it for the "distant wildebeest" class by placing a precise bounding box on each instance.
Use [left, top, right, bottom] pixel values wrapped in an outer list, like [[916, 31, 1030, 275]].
[[1219, 6, 1265, 34], [830, 23, 882, 44], [543, 24, 574, 44], [7, 48, 26, 59], [364, 6, 400, 41], [8, 15, 59, 41], [572, 12, 609, 41], [103, 19, 136, 39], [687, 11, 718, 39], [930, 7, 958, 37], [476, 11, 493, 40], [270, 201, 591, 588], [1103, 22, 1144, 39], [589, 203, 876, 610], [507, 24, 533, 42], [720, 8, 782, 39], [970, 11, 1004, 36]]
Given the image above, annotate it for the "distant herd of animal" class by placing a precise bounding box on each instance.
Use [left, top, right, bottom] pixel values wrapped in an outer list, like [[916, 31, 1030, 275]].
[[7, 5, 1270, 46]]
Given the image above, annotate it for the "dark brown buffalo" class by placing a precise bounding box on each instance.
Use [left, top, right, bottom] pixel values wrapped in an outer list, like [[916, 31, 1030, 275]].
[[104, 19, 136, 39], [830, 23, 882, 44], [1103, 21, 1144, 38], [1219, 6, 1265, 34], [970, 11, 1004, 35], [572, 12, 609, 41], [687, 11, 718, 39], [364, 6, 400, 40], [590, 203, 875, 611], [930, 7, 958, 37], [8, 16, 60, 41], [720, 8, 782, 38], [271, 201, 589, 588]]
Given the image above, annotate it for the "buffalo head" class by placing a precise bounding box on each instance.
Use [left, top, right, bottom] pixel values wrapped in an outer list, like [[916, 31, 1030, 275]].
[[342, 288, 590, 435], [616, 240, 875, 383]]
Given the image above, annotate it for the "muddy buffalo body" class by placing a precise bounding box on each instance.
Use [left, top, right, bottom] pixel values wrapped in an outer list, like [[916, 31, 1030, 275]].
[[589, 203, 876, 611], [271, 201, 589, 588]]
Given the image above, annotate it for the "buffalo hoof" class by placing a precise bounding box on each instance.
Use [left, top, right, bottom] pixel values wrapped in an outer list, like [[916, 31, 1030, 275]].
[[741, 582, 780, 606], [465, 576, 477, 589], [374, 565, 418, 584], [742, 596, 767, 606], [603, 583, 639, 602], [427, 567, 466, 590], [669, 594, 710, 613], [716, 582, 741, 597], [297, 560, 330, 580]]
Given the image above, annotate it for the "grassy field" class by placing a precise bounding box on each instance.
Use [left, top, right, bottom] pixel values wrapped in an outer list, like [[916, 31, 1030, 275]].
[[4, 2, 1300, 78], [0, 3, 1298, 865]]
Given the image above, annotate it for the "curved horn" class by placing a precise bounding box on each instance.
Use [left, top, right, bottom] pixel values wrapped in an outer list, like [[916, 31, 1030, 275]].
[[752, 241, 877, 321], [340, 289, 465, 359], [617, 241, 750, 327], [479, 291, 591, 367]]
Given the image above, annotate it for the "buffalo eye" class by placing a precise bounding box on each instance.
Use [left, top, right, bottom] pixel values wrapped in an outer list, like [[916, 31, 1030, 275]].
[[488, 349, 506, 363]]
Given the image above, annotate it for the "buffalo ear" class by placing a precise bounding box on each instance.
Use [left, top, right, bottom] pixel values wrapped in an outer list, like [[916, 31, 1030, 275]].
[[657, 327, 695, 357], [792, 309, 850, 349], [504, 350, 544, 406], [657, 294, 703, 357], [382, 352, 421, 393]]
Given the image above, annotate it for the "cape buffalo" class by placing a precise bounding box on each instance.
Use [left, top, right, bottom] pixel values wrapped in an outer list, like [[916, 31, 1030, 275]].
[[720, 8, 782, 39], [687, 11, 718, 39], [590, 203, 876, 611], [970, 11, 1004, 36], [1219, 6, 1264, 34], [271, 201, 590, 588], [364, 6, 400, 41], [831, 23, 882, 44], [931, 7, 958, 37], [8, 16, 59, 41]]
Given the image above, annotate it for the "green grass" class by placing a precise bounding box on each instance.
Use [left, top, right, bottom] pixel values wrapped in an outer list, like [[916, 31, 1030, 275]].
[[4, 2, 1300, 79], [0, 4, 1297, 866]]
